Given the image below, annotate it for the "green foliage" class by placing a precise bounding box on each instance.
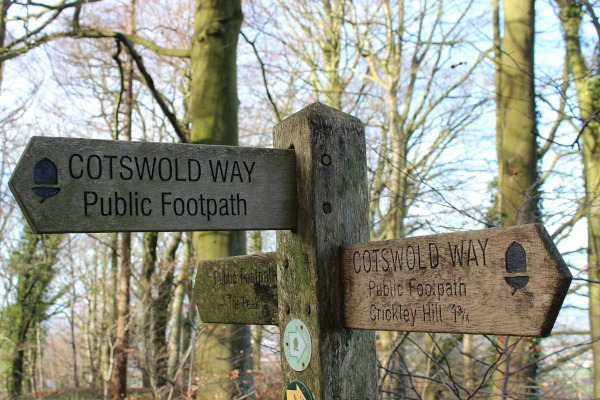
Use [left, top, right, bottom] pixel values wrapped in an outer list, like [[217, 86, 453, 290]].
[[11, 229, 62, 325], [5, 225, 63, 397]]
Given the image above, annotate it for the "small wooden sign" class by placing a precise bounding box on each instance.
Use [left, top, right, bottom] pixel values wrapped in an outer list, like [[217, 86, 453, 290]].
[[341, 224, 572, 337], [193, 253, 279, 325], [9, 137, 297, 233]]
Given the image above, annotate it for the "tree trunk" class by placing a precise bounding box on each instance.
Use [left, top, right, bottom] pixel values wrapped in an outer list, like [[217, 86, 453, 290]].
[[168, 233, 193, 380], [141, 232, 158, 388], [111, 233, 131, 400], [110, 2, 136, 397], [423, 335, 453, 400], [491, 0, 540, 397], [250, 231, 262, 254], [67, 240, 79, 389], [102, 233, 119, 397], [0, 0, 11, 91], [191, 1, 253, 398], [154, 231, 182, 389], [193, 232, 252, 399], [496, 0, 538, 225], [463, 334, 475, 392], [555, 1, 600, 396], [9, 229, 61, 398], [70, 261, 80, 389], [36, 323, 44, 392], [11, 348, 25, 398], [321, 0, 344, 109]]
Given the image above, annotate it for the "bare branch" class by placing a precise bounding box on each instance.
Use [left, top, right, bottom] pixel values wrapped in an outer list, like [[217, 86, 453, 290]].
[[240, 30, 282, 123], [1, 28, 190, 63], [112, 32, 188, 143]]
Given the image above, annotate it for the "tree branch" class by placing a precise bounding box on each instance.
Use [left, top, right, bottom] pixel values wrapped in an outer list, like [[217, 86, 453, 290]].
[[240, 30, 282, 123], [1, 28, 191, 63], [112, 32, 188, 143]]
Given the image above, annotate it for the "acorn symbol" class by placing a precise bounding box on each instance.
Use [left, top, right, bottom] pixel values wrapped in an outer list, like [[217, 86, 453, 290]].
[[32, 158, 60, 202], [505, 241, 529, 295]]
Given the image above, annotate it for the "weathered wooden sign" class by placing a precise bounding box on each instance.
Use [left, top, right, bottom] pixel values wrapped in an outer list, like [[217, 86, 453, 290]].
[[194, 253, 278, 325], [341, 224, 572, 337], [9, 137, 297, 233]]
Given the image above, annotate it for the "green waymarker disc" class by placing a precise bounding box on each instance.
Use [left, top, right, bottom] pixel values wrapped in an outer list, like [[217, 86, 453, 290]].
[[283, 319, 312, 371], [284, 381, 313, 400]]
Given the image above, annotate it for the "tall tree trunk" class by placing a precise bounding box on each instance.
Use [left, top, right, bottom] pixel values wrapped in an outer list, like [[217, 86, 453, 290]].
[[191, 2, 253, 398], [36, 323, 44, 392], [322, 0, 344, 109], [11, 347, 25, 398], [168, 233, 193, 380], [110, 2, 136, 398], [154, 231, 182, 389], [492, 0, 503, 222], [141, 232, 158, 388], [9, 229, 61, 398], [496, 0, 538, 224], [249, 231, 262, 254], [70, 257, 80, 389], [423, 335, 453, 400], [0, 0, 11, 91], [463, 334, 475, 392], [27, 347, 36, 394], [111, 233, 131, 400], [491, 0, 539, 397], [102, 233, 119, 397], [555, 1, 600, 396]]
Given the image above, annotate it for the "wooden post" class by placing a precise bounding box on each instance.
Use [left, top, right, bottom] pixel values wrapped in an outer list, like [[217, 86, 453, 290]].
[[274, 103, 378, 399]]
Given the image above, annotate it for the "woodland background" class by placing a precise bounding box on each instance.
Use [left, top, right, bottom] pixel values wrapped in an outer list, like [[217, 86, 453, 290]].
[[0, 0, 598, 399]]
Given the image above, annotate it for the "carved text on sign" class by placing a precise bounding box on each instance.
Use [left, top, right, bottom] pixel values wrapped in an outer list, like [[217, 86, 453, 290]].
[[341, 225, 571, 337]]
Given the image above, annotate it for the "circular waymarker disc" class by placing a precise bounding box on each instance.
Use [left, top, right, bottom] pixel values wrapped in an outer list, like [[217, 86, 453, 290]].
[[284, 380, 313, 400], [283, 319, 312, 371]]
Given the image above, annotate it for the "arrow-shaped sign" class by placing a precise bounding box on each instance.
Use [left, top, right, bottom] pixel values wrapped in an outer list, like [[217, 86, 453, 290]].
[[9, 137, 297, 233], [194, 253, 278, 325], [341, 224, 572, 337]]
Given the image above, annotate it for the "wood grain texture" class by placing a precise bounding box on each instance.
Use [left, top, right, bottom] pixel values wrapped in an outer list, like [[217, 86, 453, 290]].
[[342, 224, 572, 337], [10, 137, 297, 233], [274, 103, 378, 399], [194, 253, 278, 325]]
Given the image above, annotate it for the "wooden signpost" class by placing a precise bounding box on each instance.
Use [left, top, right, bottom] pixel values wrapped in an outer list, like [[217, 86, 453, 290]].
[[341, 224, 571, 337], [9, 137, 297, 233], [10, 103, 572, 400]]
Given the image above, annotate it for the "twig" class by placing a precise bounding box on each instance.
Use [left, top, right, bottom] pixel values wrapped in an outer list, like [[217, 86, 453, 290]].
[[240, 30, 282, 123]]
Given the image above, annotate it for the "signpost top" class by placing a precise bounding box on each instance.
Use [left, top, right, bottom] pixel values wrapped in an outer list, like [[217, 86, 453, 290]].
[[9, 137, 297, 233]]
